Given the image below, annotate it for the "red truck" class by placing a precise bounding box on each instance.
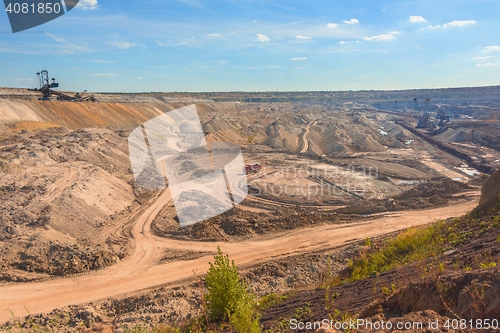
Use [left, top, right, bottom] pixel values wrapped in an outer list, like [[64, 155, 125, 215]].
[[245, 164, 262, 174]]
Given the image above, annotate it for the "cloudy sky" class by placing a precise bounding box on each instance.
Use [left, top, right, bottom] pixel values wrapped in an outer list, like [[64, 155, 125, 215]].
[[1, 0, 499, 92]]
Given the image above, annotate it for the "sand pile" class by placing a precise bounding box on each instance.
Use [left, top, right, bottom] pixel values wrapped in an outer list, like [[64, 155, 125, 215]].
[[320, 127, 349, 156], [263, 124, 299, 152], [0, 100, 184, 129], [0, 100, 41, 123], [352, 134, 386, 152], [202, 118, 231, 133], [447, 129, 472, 142], [478, 169, 500, 207], [437, 128, 472, 143], [206, 129, 247, 145], [380, 121, 411, 139], [316, 115, 413, 157]]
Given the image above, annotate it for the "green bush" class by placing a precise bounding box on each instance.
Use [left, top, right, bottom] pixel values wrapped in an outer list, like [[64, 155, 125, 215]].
[[348, 223, 446, 281], [229, 294, 261, 333], [205, 247, 261, 333]]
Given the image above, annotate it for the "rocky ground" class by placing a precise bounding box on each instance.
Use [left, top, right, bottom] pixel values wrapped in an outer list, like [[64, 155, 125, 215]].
[[0, 94, 498, 332], [0, 127, 142, 282], [1, 241, 363, 331], [260, 181, 500, 333], [1, 101, 481, 282]]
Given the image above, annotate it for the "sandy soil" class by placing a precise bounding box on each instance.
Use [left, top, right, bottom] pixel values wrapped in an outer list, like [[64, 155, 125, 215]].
[[299, 120, 316, 154], [422, 159, 467, 181], [0, 193, 477, 324], [0, 95, 495, 329]]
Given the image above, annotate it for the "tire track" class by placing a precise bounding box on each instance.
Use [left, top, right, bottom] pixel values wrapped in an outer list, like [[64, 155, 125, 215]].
[[299, 121, 316, 154], [0, 192, 477, 325]]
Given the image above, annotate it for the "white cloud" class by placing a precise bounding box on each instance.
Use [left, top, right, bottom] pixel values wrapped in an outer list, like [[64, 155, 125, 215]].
[[339, 40, 348, 45], [409, 15, 427, 23], [45, 32, 66, 43], [207, 33, 222, 38], [482, 45, 500, 53], [364, 31, 399, 41], [473, 56, 492, 60], [421, 19, 476, 31], [295, 35, 312, 40], [443, 20, 476, 28], [257, 34, 270, 42], [136, 76, 143, 80], [290, 57, 307, 61], [326, 23, 338, 29], [76, 0, 98, 10], [108, 41, 136, 49], [476, 62, 498, 67], [90, 73, 115, 77], [343, 18, 359, 25]]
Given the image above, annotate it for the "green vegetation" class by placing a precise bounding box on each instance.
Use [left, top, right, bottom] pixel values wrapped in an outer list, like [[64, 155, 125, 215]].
[[266, 303, 313, 333], [341, 198, 500, 283], [346, 222, 447, 281], [381, 283, 397, 296], [6, 248, 261, 333], [479, 262, 497, 269], [6, 197, 500, 332], [118, 247, 261, 333], [257, 292, 293, 311], [205, 247, 261, 333], [247, 134, 258, 143]]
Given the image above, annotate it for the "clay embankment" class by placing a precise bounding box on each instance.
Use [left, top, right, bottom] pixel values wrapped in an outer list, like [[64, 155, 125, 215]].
[[0, 99, 191, 129]]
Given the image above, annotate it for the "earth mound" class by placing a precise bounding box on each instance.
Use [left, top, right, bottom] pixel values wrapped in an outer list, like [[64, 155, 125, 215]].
[[478, 169, 500, 207]]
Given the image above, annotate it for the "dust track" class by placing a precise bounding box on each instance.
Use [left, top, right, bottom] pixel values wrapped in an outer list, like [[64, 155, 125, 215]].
[[40, 164, 83, 204], [0, 192, 477, 324], [299, 121, 316, 154]]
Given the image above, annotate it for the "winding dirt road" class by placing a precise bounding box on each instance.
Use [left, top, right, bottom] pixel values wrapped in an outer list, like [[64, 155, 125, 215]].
[[299, 121, 316, 154], [0, 191, 477, 325]]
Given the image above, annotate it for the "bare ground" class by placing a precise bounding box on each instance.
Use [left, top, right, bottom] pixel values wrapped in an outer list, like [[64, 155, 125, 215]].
[[0, 97, 496, 331]]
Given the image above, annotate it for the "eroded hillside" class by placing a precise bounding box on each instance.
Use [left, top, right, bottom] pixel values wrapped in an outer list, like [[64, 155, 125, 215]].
[[0, 96, 489, 282]]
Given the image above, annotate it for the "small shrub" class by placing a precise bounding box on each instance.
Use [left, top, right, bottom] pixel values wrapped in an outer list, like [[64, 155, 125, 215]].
[[439, 262, 445, 272], [205, 247, 261, 333], [230, 295, 261, 333], [479, 262, 497, 269], [347, 223, 445, 281], [257, 293, 292, 310]]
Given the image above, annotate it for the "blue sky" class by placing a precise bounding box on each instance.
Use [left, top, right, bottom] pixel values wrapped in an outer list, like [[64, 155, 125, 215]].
[[1, 0, 500, 92]]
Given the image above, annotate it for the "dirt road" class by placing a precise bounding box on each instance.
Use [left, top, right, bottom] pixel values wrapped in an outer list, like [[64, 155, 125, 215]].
[[299, 121, 316, 154], [0, 192, 477, 325]]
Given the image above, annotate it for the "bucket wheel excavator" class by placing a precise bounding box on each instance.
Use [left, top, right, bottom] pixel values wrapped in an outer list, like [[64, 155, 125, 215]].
[[32, 70, 98, 102]]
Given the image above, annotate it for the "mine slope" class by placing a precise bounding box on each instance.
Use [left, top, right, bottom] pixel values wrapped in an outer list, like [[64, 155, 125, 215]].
[[0, 92, 495, 326], [0, 190, 476, 324], [261, 171, 500, 333]]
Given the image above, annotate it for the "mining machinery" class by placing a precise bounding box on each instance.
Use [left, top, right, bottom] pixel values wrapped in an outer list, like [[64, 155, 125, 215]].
[[32, 70, 98, 102], [416, 98, 436, 130], [245, 164, 262, 174], [435, 106, 452, 127]]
